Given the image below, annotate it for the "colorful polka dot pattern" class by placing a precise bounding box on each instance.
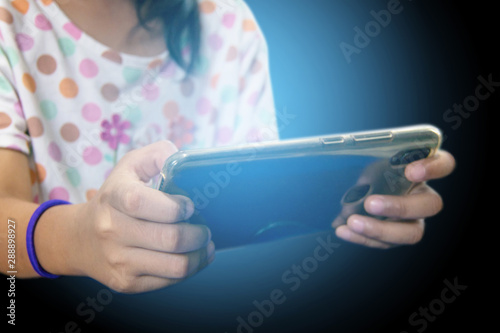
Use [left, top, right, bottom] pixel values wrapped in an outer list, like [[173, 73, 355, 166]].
[[0, 0, 278, 204]]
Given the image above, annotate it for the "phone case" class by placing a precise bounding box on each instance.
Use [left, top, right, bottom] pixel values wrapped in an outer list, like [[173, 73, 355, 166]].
[[156, 124, 442, 249]]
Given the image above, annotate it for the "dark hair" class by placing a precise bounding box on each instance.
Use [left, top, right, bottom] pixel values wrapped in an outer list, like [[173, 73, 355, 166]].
[[134, 0, 201, 74]]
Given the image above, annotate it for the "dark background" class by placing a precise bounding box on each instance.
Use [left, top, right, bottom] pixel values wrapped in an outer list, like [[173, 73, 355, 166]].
[[6, 0, 495, 332]]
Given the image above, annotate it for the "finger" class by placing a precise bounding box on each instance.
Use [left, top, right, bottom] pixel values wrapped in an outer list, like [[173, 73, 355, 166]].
[[105, 243, 215, 294], [120, 219, 212, 254], [344, 214, 425, 245], [131, 241, 215, 279], [335, 225, 393, 249], [117, 140, 178, 183], [109, 249, 215, 294], [109, 182, 194, 223], [114, 275, 180, 294], [364, 187, 443, 220], [405, 150, 456, 182]]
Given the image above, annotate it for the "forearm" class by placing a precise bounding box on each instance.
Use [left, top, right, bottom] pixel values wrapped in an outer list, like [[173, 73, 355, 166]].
[[0, 196, 84, 278]]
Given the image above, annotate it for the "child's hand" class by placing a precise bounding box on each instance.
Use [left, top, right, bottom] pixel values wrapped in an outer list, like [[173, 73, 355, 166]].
[[70, 141, 214, 293], [333, 150, 456, 249]]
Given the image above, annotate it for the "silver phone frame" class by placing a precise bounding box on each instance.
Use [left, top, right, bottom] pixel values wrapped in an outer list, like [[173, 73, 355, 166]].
[[156, 124, 442, 193]]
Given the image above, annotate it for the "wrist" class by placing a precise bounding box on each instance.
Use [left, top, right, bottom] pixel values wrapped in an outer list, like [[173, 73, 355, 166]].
[[34, 202, 86, 277]]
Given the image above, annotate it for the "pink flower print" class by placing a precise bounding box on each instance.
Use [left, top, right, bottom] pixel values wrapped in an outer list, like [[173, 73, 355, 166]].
[[168, 116, 195, 149], [101, 114, 131, 150]]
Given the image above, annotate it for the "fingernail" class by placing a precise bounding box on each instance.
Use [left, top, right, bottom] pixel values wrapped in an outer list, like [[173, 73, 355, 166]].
[[207, 253, 216, 264], [336, 226, 352, 240], [349, 217, 365, 233], [206, 227, 212, 243], [367, 197, 385, 215], [183, 199, 194, 219], [409, 163, 426, 181], [207, 241, 215, 258]]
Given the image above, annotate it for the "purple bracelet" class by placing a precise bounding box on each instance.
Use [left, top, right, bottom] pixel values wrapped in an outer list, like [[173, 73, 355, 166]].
[[26, 199, 71, 279]]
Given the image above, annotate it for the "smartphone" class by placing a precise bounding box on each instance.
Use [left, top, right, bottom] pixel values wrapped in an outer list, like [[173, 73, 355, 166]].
[[156, 124, 442, 249]]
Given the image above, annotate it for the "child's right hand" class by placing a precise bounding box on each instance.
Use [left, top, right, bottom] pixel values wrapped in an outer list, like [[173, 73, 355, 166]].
[[65, 140, 214, 293]]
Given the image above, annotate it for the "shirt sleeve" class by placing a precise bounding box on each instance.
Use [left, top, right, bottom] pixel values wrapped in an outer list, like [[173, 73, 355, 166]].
[[211, 0, 280, 147], [0, 43, 30, 155]]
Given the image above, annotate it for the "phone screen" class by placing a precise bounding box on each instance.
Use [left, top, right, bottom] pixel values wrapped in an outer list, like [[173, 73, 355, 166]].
[[164, 154, 408, 249]]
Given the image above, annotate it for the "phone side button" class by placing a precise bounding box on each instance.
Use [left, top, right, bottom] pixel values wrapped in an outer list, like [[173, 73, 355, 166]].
[[352, 132, 393, 143], [321, 136, 345, 146]]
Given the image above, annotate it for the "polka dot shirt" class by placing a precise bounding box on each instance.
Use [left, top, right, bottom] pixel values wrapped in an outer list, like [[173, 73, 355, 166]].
[[0, 0, 279, 204]]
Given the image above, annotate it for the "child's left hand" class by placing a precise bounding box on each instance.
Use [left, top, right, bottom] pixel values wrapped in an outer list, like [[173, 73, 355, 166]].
[[332, 150, 456, 248]]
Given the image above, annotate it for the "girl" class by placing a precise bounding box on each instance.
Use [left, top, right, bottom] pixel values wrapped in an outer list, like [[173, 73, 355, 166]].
[[0, 0, 455, 293]]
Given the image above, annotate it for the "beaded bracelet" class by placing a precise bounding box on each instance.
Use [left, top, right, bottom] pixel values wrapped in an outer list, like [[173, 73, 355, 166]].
[[26, 199, 71, 279]]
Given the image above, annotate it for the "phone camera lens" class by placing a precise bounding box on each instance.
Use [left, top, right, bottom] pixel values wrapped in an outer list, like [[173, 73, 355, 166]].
[[390, 148, 431, 166]]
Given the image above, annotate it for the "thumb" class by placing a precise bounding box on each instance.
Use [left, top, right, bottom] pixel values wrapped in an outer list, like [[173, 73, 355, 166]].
[[117, 140, 179, 183]]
